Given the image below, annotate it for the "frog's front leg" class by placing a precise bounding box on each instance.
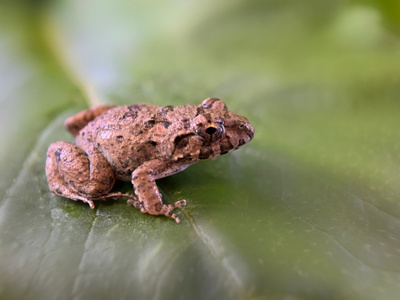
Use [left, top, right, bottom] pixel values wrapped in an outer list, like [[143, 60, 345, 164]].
[[129, 160, 187, 223]]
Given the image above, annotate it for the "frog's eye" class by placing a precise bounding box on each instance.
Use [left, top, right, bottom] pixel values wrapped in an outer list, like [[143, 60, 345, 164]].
[[205, 126, 218, 136], [195, 122, 225, 143]]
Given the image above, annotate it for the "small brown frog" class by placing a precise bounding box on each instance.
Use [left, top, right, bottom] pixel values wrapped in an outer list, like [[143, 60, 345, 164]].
[[46, 98, 254, 223]]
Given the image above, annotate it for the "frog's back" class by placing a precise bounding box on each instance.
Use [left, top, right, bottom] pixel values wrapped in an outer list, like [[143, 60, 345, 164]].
[[75, 103, 196, 180]]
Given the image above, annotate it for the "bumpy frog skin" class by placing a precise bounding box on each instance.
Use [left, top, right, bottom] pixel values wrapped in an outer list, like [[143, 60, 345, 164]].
[[46, 98, 254, 223]]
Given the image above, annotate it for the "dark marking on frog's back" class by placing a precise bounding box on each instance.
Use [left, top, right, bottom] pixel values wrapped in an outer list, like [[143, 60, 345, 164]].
[[144, 119, 156, 129], [121, 110, 138, 120], [161, 105, 174, 114], [196, 107, 205, 116], [128, 104, 142, 111], [163, 120, 172, 128], [181, 118, 190, 129]]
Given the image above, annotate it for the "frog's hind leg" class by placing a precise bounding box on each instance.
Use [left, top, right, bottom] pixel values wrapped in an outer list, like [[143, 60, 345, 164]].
[[64, 104, 116, 136], [46, 141, 116, 208]]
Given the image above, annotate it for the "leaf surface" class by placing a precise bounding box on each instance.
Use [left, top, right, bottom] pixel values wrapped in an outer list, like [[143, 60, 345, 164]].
[[1, 1, 400, 299]]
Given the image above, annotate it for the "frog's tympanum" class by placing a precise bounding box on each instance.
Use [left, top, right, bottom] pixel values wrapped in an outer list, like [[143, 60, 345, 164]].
[[46, 98, 254, 223]]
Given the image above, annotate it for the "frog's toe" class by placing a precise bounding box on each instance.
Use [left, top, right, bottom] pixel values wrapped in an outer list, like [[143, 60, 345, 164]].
[[74, 196, 95, 209], [87, 200, 95, 209], [127, 199, 142, 209], [164, 200, 186, 223], [173, 199, 187, 208], [170, 213, 181, 224]]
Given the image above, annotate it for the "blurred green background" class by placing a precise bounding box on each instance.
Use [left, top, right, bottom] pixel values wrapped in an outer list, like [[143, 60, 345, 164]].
[[1, 0, 400, 299]]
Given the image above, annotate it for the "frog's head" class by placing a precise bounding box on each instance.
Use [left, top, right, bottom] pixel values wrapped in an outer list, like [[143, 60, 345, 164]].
[[192, 98, 254, 159]]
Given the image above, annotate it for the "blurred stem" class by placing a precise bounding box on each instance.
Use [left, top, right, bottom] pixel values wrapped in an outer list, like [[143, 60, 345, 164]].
[[352, 0, 400, 34], [41, 12, 103, 107], [0, 2, 96, 106]]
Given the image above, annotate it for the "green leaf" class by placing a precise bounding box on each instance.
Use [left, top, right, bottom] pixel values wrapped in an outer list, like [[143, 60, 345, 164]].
[[1, 1, 400, 299]]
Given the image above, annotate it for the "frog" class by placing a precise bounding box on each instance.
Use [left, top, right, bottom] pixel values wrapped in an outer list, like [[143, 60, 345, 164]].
[[46, 98, 254, 223]]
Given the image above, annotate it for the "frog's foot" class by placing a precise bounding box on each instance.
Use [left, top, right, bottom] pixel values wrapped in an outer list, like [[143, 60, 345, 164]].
[[163, 200, 187, 223], [139, 200, 187, 223]]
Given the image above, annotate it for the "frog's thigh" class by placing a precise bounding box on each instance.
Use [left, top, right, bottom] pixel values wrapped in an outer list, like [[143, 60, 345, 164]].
[[46, 141, 115, 207]]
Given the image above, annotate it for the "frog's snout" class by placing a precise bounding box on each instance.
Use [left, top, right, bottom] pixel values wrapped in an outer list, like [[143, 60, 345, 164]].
[[236, 120, 254, 148], [244, 122, 255, 142]]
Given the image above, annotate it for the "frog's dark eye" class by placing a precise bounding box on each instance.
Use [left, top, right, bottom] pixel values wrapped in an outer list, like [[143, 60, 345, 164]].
[[195, 123, 224, 143], [206, 126, 217, 136], [206, 125, 223, 142]]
